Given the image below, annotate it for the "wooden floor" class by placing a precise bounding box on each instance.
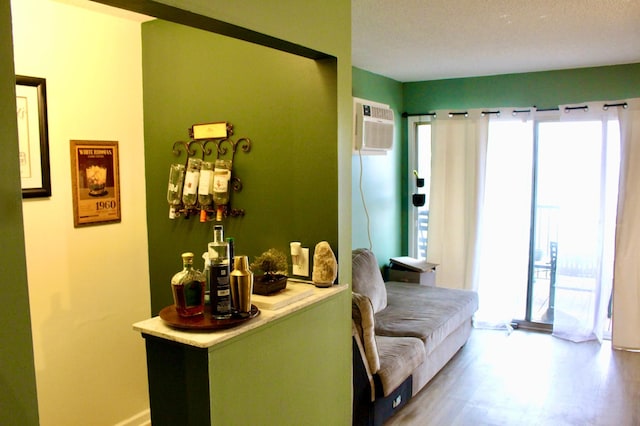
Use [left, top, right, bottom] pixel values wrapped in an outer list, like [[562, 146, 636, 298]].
[[385, 328, 640, 426]]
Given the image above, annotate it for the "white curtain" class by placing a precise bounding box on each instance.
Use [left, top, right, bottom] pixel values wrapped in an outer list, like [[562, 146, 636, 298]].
[[474, 116, 533, 330], [549, 103, 620, 343], [612, 98, 640, 351], [427, 110, 488, 291]]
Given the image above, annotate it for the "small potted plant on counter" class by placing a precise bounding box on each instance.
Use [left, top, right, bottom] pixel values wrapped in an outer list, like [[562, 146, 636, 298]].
[[251, 248, 289, 295]]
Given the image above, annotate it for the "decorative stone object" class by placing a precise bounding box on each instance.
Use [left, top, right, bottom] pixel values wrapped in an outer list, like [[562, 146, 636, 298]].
[[312, 241, 337, 287]]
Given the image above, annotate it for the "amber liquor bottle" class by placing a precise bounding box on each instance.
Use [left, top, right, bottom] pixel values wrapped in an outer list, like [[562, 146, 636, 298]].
[[171, 252, 206, 317]]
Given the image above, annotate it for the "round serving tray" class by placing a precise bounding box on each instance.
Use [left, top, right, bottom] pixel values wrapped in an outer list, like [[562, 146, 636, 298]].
[[159, 304, 260, 330]]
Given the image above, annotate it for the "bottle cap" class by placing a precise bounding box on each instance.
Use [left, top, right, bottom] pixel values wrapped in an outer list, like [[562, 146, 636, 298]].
[[213, 224, 224, 243], [181, 252, 194, 261], [233, 255, 249, 270]]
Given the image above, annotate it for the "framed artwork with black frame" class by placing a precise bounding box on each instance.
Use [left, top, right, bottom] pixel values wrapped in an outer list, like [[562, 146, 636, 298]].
[[16, 75, 51, 198]]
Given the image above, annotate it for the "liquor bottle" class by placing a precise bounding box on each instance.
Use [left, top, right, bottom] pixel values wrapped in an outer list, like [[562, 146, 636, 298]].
[[198, 161, 214, 222], [208, 225, 231, 318], [182, 157, 202, 211], [213, 159, 232, 221], [166, 163, 185, 219], [170, 252, 206, 317]]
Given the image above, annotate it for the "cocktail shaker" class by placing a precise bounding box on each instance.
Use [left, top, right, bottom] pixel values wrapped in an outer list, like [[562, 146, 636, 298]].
[[230, 255, 253, 315]]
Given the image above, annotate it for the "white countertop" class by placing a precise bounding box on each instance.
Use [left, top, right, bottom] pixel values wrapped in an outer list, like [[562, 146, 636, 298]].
[[133, 282, 347, 349]]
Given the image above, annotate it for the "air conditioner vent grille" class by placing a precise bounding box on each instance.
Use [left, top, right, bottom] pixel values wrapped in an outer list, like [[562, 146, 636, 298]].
[[363, 120, 394, 150], [367, 105, 394, 121]]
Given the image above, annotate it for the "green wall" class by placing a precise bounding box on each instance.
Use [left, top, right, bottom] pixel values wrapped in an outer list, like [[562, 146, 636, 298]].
[[141, 10, 351, 424], [0, 1, 39, 424], [351, 67, 405, 264], [142, 20, 338, 313], [404, 63, 640, 112], [208, 294, 348, 424]]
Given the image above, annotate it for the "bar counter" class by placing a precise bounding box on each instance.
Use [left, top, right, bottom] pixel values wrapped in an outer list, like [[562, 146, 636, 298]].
[[133, 281, 349, 426]]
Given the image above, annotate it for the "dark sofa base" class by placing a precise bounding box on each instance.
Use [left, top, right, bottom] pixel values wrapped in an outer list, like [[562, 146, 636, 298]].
[[352, 337, 413, 426], [352, 320, 474, 425]]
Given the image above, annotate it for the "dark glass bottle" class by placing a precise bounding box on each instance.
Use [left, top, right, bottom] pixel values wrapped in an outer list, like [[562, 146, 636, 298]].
[[208, 225, 231, 318]]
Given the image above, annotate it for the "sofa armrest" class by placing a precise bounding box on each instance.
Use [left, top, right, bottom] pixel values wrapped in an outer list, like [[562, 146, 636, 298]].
[[352, 292, 380, 373], [352, 322, 375, 403]]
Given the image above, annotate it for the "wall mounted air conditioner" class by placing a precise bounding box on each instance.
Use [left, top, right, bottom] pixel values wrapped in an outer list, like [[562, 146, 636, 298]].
[[353, 98, 394, 154]]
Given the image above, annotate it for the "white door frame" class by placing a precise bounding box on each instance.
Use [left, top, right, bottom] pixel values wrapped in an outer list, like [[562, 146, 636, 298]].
[[407, 115, 432, 258]]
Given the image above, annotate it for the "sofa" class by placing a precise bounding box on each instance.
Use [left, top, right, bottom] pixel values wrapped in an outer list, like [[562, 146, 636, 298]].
[[351, 248, 478, 425]]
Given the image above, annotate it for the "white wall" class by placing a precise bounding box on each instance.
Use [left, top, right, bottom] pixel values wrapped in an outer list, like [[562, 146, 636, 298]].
[[12, 0, 151, 424]]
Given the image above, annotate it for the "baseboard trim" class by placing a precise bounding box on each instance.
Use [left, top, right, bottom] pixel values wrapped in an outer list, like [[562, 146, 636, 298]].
[[114, 409, 151, 426]]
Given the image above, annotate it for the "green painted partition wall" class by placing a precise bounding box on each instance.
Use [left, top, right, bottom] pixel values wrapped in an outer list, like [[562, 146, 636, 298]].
[[142, 17, 351, 424], [142, 11, 350, 424], [0, 1, 39, 424], [142, 20, 339, 314], [208, 295, 349, 424]]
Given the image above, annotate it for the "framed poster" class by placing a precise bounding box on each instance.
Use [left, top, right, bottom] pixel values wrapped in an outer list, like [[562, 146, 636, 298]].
[[16, 75, 51, 198], [70, 140, 121, 227]]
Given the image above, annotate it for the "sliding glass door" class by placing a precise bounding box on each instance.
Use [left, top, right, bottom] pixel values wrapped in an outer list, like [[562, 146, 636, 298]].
[[529, 120, 619, 339], [476, 116, 620, 339]]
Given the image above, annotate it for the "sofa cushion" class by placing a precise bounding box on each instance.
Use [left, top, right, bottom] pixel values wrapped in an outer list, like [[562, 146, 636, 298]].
[[352, 249, 387, 313], [375, 283, 478, 356], [352, 292, 380, 373], [375, 335, 425, 397]]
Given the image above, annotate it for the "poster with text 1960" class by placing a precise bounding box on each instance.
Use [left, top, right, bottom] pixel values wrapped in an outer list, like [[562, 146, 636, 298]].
[[70, 140, 121, 227]]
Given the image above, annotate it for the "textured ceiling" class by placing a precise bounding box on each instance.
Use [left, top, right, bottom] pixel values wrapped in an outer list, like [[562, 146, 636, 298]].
[[352, 0, 640, 82]]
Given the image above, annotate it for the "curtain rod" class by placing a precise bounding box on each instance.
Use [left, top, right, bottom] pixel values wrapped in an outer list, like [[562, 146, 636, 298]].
[[564, 105, 589, 112], [401, 102, 628, 118], [603, 102, 628, 110], [402, 112, 436, 118]]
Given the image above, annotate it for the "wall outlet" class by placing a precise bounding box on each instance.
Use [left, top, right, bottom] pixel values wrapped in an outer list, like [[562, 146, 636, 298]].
[[292, 247, 309, 277]]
